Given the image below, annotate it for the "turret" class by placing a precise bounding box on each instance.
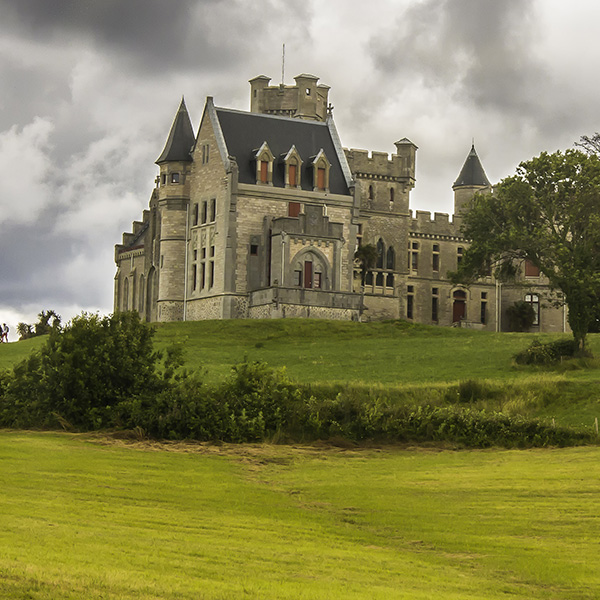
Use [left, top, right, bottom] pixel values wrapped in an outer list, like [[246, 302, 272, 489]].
[[154, 98, 196, 321], [452, 144, 491, 216]]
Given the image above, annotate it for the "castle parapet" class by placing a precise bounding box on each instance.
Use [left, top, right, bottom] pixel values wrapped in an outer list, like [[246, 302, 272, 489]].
[[344, 147, 415, 181], [410, 210, 461, 237]]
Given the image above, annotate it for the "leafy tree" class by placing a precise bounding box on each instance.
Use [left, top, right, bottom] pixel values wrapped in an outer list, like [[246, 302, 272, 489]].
[[1, 311, 171, 429], [35, 310, 61, 336], [354, 244, 379, 318], [453, 149, 600, 353], [16, 323, 33, 341]]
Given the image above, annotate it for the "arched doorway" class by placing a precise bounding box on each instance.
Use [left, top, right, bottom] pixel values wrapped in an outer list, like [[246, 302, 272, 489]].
[[453, 289, 467, 323]]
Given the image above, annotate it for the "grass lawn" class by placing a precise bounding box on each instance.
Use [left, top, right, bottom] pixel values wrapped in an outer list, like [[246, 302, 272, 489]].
[[1, 431, 599, 599]]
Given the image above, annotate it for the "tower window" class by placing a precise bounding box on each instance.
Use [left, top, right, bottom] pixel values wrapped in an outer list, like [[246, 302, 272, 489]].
[[171, 172, 180, 183]]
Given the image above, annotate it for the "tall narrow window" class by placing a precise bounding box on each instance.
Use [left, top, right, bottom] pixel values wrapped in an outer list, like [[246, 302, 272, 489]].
[[193, 203, 199, 226], [209, 198, 216, 222], [390, 188, 394, 203], [386, 247, 395, 270], [289, 163, 297, 187], [201, 201, 207, 224], [317, 167, 325, 190], [407, 285, 414, 319], [192, 264, 197, 290], [432, 243, 440, 272], [209, 261, 214, 289], [525, 293, 540, 325], [260, 161, 268, 184], [376, 239, 385, 269], [432, 295, 438, 322], [457, 247, 464, 266]]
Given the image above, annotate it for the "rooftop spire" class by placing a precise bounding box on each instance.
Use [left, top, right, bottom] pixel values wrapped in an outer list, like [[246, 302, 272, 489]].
[[453, 144, 491, 188], [155, 97, 195, 164]]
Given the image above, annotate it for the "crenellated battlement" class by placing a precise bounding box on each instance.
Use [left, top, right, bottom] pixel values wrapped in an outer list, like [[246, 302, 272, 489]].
[[409, 210, 462, 237]]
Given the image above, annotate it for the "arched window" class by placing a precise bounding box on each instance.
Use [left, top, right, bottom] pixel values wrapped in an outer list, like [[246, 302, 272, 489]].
[[123, 278, 129, 311], [376, 238, 385, 269], [291, 250, 329, 290], [139, 274, 145, 312], [386, 247, 395, 270], [254, 142, 274, 185]]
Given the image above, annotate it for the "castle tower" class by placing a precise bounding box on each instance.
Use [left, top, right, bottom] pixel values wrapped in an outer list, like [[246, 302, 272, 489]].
[[154, 98, 195, 321], [452, 144, 491, 216], [248, 73, 330, 121]]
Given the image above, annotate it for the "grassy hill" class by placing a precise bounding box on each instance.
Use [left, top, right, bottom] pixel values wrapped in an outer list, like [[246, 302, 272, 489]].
[[2, 319, 600, 430], [1, 431, 599, 600]]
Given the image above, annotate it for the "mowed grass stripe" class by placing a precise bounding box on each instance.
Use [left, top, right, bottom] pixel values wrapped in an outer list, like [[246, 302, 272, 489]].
[[1, 432, 600, 599]]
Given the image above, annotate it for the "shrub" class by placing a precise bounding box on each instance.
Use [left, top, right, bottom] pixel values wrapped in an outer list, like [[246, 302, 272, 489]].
[[0, 312, 169, 429], [514, 338, 579, 365], [507, 301, 536, 332]]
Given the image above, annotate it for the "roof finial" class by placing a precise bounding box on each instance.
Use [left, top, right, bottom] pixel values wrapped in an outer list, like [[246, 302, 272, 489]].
[[281, 43, 285, 85]]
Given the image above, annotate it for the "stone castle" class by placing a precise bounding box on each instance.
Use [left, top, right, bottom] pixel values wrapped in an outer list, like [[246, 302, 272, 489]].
[[115, 73, 567, 332]]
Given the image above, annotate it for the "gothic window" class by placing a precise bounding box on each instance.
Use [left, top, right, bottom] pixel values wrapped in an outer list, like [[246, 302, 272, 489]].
[[123, 278, 129, 311], [386, 247, 395, 270], [311, 150, 330, 192], [376, 238, 384, 269], [139, 274, 145, 312], [283, 146, 303, 188], [254, 142, 275, 185], [292, 250, 329, 290]]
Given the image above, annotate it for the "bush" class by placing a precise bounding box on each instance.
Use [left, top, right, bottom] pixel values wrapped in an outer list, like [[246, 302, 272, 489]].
[[514, 338, 579, 365], [507, 301, 536, 332], [0, 312, 170, 429]]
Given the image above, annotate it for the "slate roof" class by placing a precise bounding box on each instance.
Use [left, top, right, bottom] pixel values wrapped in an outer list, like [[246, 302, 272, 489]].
[[156, 98, 195, 164], [214, 108, 351, 196], [453, 144, 491, 188]]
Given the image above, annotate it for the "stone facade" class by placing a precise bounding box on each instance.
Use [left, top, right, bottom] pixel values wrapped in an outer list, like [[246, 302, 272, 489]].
[[115, 74, 568, 333]]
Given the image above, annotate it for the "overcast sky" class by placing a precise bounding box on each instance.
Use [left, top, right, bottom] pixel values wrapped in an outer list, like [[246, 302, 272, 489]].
[[1, 0, 599, 336]]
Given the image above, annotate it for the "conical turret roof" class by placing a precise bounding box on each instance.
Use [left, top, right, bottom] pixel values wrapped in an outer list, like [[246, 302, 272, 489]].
[[453, 144, 490, 188], [156, 98, 195, 164]]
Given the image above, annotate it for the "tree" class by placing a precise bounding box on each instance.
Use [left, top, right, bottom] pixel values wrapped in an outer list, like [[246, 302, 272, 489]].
[[354, 244, 378, 287], [354, 244, 379, 318], [2, 311, 172, 429], [453, 149, 600, 353]]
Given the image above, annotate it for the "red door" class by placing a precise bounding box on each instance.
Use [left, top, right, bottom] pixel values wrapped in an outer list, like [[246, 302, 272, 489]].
[[452, 290, 467, 322]]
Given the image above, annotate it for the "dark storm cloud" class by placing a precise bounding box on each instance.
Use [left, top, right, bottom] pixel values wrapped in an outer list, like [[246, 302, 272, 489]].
[[0, 0, 311, 74], [370, 0, 549, 118]]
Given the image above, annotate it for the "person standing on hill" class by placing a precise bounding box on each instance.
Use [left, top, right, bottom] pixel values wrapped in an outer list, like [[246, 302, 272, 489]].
[[1, 324, 8, 343]]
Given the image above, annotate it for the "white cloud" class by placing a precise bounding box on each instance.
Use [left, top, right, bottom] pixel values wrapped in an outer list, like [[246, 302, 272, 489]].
[[0, 117, 55, 224]]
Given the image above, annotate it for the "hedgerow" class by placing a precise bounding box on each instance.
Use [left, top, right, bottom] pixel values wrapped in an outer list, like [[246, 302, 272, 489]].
[[0, 313, 594, 448]]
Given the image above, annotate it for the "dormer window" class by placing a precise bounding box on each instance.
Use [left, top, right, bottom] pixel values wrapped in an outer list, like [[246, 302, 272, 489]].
[[254, 142, 275, 186], [310, 149, 331, 192], [282, 145, 303, 189]]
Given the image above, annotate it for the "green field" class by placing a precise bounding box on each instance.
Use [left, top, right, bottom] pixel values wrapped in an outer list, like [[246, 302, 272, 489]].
[[1, 431, 599, 599]]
